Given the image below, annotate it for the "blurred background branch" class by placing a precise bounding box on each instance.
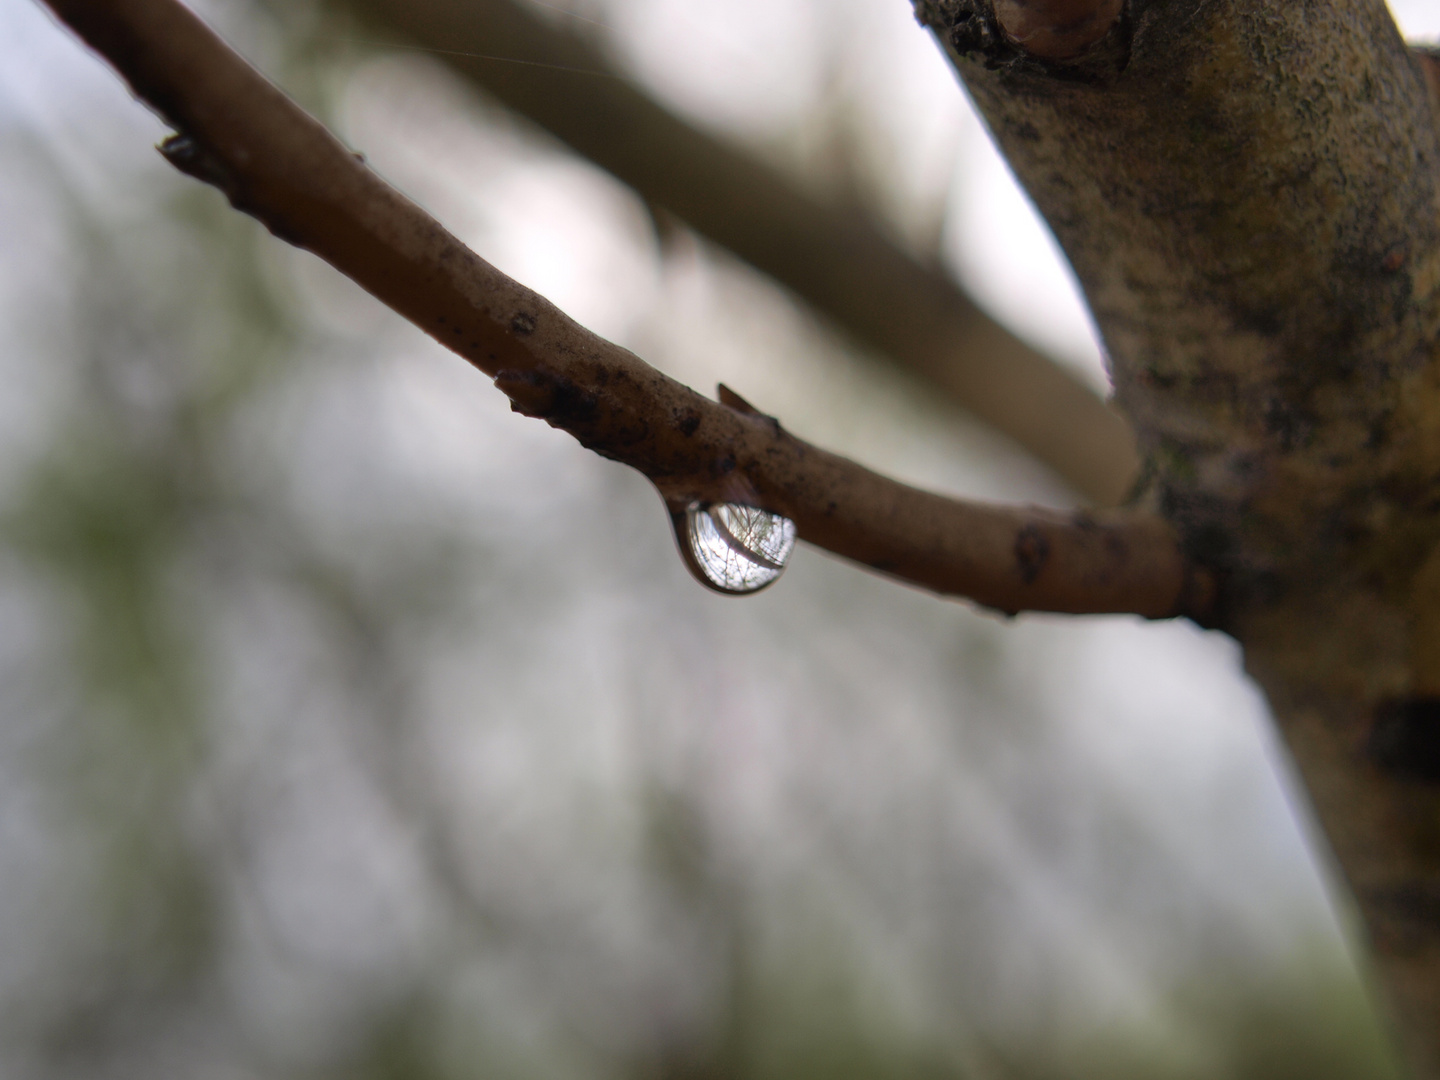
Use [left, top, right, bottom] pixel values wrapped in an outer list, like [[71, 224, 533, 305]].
[[44, 0, 1201, 618], [338, 0, 1140, 506]]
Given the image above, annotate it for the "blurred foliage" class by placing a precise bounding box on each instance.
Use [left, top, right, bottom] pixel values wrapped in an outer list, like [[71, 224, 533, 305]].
[[0, 1, 1410, 1078]]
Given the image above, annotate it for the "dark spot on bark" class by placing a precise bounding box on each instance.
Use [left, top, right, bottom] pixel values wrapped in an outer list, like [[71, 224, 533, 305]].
[[716, 456, 736, 475], [1393, 281, 1413, 326], [827, 501, 837, 514], [1182, 521, 1232, 567], [1264, 398, 1311, 451], [1160, 486, 1234, 566], [1369, 699, 1440, 781], [452, 326, 462, 335], [1382, 242, 1408, 273], [511, 312, 537, 335], [1155, 372, 1179, 390], [437, 316, 447, 324], [1103, 531, 1127, 562], [940, 9, 1002, 59], [493, 368, 597, 427], [1367, 881, 1440, 951], [1014, 524, 1050, 584], [1230, 454, 1262, 480], [1237, 569, 1282, 609], [1175, 562, 1224, 629], [677, 409, 701, 437], [1235, 304, 1283, 337], [1188, 370, 1241, 405], [1013, 121, 1041, 142]]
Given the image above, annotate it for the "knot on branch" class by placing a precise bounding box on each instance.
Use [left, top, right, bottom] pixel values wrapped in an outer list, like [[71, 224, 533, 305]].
[[158, 132, 304, 246], [494, 368, 597, 427], [913, 0, 1129, 78], [994, 0, 1123, 60], [160, 132, 232, 191], [1370, 699, 1440, 782]]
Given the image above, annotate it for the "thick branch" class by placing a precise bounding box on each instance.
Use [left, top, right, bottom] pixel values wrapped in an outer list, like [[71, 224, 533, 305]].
[[915, 0, 1440, 1073], [340, 0, 1140, 506], [36, 0, 1208, 621]]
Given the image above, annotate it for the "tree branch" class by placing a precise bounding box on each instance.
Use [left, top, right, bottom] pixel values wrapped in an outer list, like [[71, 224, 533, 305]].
[[35, 0, 1209, 621], [915, 1, 1440, 1073], [338, 0, 1141, 506]]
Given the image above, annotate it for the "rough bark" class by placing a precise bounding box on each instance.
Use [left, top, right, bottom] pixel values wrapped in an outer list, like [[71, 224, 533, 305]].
[[33, 0, 1211, 620], [341, 0, 1142, 505], [914, 0, 1440, 1072]]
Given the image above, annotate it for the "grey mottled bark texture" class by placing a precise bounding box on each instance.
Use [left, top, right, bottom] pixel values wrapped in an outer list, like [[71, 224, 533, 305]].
[[914, 0, 1440, 1073]]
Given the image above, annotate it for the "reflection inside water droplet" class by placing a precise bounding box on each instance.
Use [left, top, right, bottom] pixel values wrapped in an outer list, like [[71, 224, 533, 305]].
[[675, 502, 797, 595]]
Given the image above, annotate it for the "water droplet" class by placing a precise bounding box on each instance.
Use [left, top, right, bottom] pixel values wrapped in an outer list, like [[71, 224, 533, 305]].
[[674, 502, 797, 595]]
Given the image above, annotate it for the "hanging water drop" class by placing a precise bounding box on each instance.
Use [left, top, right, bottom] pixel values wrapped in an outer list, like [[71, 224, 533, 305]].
[[674, 501, 797, 595]]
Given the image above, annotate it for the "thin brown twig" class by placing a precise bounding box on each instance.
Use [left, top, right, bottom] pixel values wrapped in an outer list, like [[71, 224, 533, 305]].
[[36, 0, 1214, 621]]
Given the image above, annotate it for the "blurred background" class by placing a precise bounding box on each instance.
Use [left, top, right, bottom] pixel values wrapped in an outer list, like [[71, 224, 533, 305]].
[[0, 1, 1436, 1076]]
